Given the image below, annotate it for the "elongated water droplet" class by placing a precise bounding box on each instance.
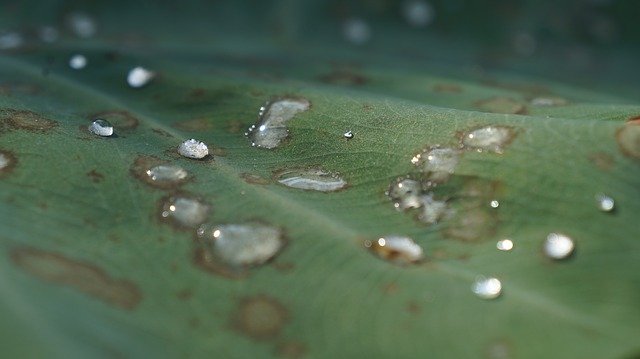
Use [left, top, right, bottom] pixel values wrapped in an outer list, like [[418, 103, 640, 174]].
[[543, 233, 575, 260], [419, 193, 450, 224], [595, 193, 615, 212], [198, 223, 285, 268], [246, 98, 310, 149], [387, 178, 423, 210], [402, 0, 435, 28], [147, 165, 188, 183], [343, 130, 354, 139], [0, 31, 23, 49], [343, 18, 371, 45], [530, 96, 568, 106], [365, 236, 424, 264], [178, 139, 209, 159], [89, 119, 114, 137], [67, 12, 97, 38], [69, 54, 87, 70], [472, 277, 502, 299], [496, 239, 514, 251], [411, 146, 460, 182], [127, 66, 155, 88], [276, 169, 346, 192], [38, 26, 59, 43], [160, 195, 210, 228], [461, 125, 516, 153]]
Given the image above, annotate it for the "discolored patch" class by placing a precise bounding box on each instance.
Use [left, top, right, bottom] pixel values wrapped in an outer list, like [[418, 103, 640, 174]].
[[0, 83, 40, 96], [241, 172, 270, 185], [227, 119, 244, 134], [484, 338, 514, 359], [130, 155, 189, 189], [475, 97, 527, 115], [89, 110, 139, 130], [0, 109, 58, 132], [275, 341, 308, 359], [176, 288, 193, 301], [480, 79, 550, 96], [86, 169, 104, 183], [406, 301, 422, 314], [193, 247, 247, 279], [10, 247, 142, 310], [0, 150, 17, 177], [433, 83, 462, 93], [443, 205, 497, 242], [152, 128, 174, 138], [172, 118, 213, 132], [616, 121, 640, 159], [319, 69, 368, 86], [588, 152, 615, 171], [231, 295, 289, 340]]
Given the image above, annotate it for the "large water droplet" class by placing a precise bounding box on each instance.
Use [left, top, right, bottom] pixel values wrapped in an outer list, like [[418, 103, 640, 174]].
[[387, 178, 423, 210], [496, 239, 514, 251], [0, 31, 23, 50], [472, 277, 502, 300], [276, 169, 347, 192], [246, 98, 310, 149], [418, 193, 450, 224], [160, 195, 210, 228], [461, 125, 516, 153], [343, 18, 371, 45], [411, 146, 460, 182], [402, 0, 435, 27], [69, 54, 87, 70], [89, 119, 114, 137], [147, 165, 188, 184], [178, 139, 209, 159], [543, 233, 575, 260], [67, 12, 97, 38], [198, 223, 285, 268], [127, 66, 155, 88], [595, 193, 615, 212], [365, 236, 424, 264]]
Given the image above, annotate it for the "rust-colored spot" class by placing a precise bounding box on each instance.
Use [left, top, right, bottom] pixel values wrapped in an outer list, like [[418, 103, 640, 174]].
[[0, 83, 41, 96], [10, 247, 142, 310], [406, 301, 422, 314], [188, 88, 206, 99], [241, 172, 270, 185], [152, 128, 174, 138], [227, 119, 244, 134], [0, 109, 58, 132], [319, 69, 368, 86], [588, 152, 615, 171], [0, 149, 17, 177], [475, 97, 527, 115], [210, 147, 227, 157], [172, 118, 213, 132], [433, 83, 462, 93], [616, 121, 640, 159], [275, 341, 308, 359], [89, 110, 139, 130], [381, 282, 399, 294], [130, 155, 189, 189], [86, 169, 104, 183], [231, 295, 289, 340], [193, 247, 247, 279]]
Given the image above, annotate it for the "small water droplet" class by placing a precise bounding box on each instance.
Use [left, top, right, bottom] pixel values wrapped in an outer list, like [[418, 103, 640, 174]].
[[365, 236, 424, 264], [178, 139, 209, 159], [472, 277, 502, 299], [276, 169, 347, 192], [343, 18, 371, 45], [67, 12, 97, 38], [246, 98, 310, 149], [530, 96, 568, 106], [496, 239, 513, 251], [38, 26, 59, 43], [147, 165, 188, 183], [411, 146, 460, 182], [343, 130, 354, 139], [418, 193, 450, 224], [127, 66, 155, 88], [595, 194, 615, 212], [69, 54, 87, 70], [0, 31, 23, 50], [89, 118, 114, 137], [402, 0, 435, 28], [160, 195, 210, 228], [198, 223, 285, 268], [543, 233, 575, 260], [387, 178, 423, 210], [490, 200, 500, 208], [461, 125, 516, 153]]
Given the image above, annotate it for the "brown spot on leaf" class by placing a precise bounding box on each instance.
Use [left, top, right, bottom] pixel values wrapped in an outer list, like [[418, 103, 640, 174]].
[[176, 289, 193, 301], [172, 118, 213, 132], [0, 83, 41, 96], [616, 121, 640, 159], [231, 295, 289, 340], [241, 172, 270, 185], [433, 83, 462, 93], [319, 69, 368, 86], [193, 247, 247, 279], [588, 152, 615, 171], [10, 247, 142, 310], [382, 282, 399, 294], [275, 341, 308, 359], [406, 301, 422, 314], [475, 97, 527, 115], [227, 119, 244, 134], [89, 110, 139, 130], [86, 169, 104, 183], [130, 155, 189, 189], [0, 109, 57, 132], [152, 128, 174, 138]]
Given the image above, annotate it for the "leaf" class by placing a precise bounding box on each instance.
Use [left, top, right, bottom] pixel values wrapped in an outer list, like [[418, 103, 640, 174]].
[[1, 2, 639, 358]]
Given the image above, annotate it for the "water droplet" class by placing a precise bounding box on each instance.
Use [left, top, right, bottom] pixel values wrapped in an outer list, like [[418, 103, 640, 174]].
[[198, 223, 285, 268], [543, 233, 575, 260], [411, 146, 460, 182], [89, 119, 114, 137], [127, 66, 155, 88], [343, 130, 354, 139], [160, 195, 210, 228], [496, 239, 514, 251], [595, 194, 615, 212], [38, 26, 59, 43], [530, 96, 568, 106], [69, 54, 87, 70], [343, 18, 371, 45], [615, 121, 640, 159], [490, 200, 500, 208], [0, 31, 23, 50], [178, 139, 209, 159], [461, 125, 516, 153], [246, 98, 310, 149], [402, 0, 435, 28], [275, 168, 347, 192], [67, 12, 97, 38], [365, 236, 424, 264], [387, 178, 423, 210], [418, 193, 450, 224], [472, 277, 502, 300], [147, 165, 188, 183]]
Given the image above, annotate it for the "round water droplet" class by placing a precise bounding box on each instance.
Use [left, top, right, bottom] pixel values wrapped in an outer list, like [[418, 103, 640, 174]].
[[127, 66, 155, 88], [178, 139, 209, 159], [246, 98, 310, 149], [67, 12, 96, 38], [89, 119, 114, 137], [461, 125, 516, 153], [38, 26, 59, 43], [0, 31, 23, 50], [343, 130, 354, 139], [198, 223, 285, 268], [160, 195, 210, 228], [472, 277, 502, 300], [146, 165, 188, 183], [402, 0, 435, 28], [343, 18, 371, 45], [543, 233, 575, 260], [595, 193, 615, 212], [276, 169, 347, 192], [365, 236, 424, 264], [69, 54, 87, 70], [411, 146, 460, 182], [387, 178, 423, 210], [496, 239, 514, 251]]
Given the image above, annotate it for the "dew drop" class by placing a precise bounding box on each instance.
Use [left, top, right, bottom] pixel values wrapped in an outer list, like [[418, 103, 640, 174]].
[[387, 178, 423, 210], [276, 169, 347, 192], [89, 118, 114, 137], [543, 233, 575, 260], [198, 223, 285, 268], [343, 18, 371, 45], [402, 0, 435, 28], [69, 54, 87, 70], [178, 139, 209, 159], [343, 130, 354, 139], [365, 236, 424, 264], [160, 195, 210, 228], [595, 194, 615, 212], [490, 200, 500, 208], [127, 66, 155, 88], [0, 31, 23, 50], [472, 277, 502, 300], [530, 96, 568, 107], [246, 98, 310, 149], [411, 146, 460, 182], [496, 239, 514, 251], [418, 193, 450, 224], [147, 165, 188, 184], [38, 26, 59, 43], [461, 125, 516, 153], [67, 12, 97, 38]]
